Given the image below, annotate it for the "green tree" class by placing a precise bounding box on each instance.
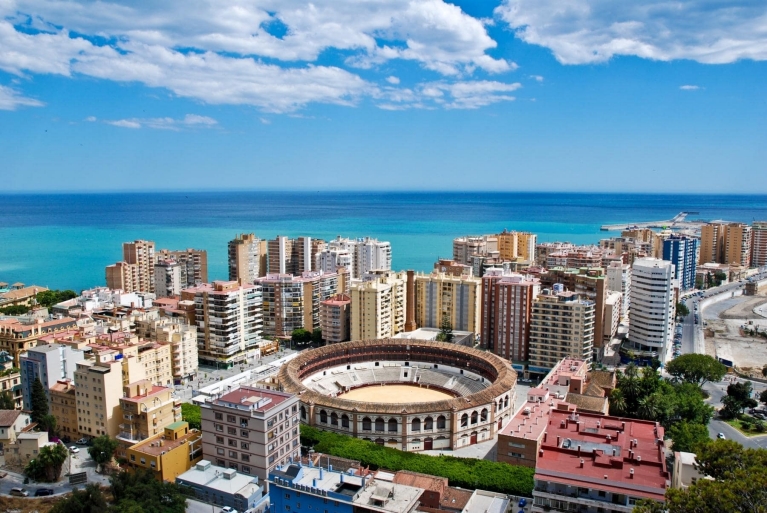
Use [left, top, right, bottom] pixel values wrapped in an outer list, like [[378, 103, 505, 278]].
[[676, 301, 690, 317], [30, 377, 49, 424], [608, 388, 627, 416], [436, 315, 454, 342], [726, 381, 758, 413], [0, 304, 30, 315], [667, 421, 710, 452], [39, 413, 58, 437], [0, 390, 15, 409], [759, 389, 767, 406], [291, 328, 312, 345], [110, 468, 190, 513], [88, 435, 119, 469], [35, 289, 77, 308], [311, 327, 323, 345], [181, 403, 201, 429], [38, 443, 68, 482], [666, 354, 727, 387], [633, 499, 666, 513], [50, 484, 108, 513]]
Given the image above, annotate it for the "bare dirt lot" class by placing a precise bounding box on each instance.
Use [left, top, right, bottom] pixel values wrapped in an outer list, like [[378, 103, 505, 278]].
[[704, 294, 767, 375]]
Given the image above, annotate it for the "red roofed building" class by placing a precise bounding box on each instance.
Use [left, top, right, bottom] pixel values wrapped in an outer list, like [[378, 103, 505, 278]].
[[531, 410, 669, 512]]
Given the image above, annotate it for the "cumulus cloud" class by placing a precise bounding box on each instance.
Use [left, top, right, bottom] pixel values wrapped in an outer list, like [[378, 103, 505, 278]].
[[0, 84, 44, 110], [529, 75, 544, 82], [679, 85, 700, 90], [105, 114, 219, 130], [375, 79, 521, 110], [0, 1, 521, 112], [495, 0, 767, 64]]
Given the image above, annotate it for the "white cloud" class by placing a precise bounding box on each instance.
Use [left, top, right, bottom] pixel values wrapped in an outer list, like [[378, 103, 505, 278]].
[[105, 114, 219, 130], [495, 0, 767, 64], [85, 115, 97, 122], [679, 85, 700, 90], [529, 74, 544, 82], [0, 1, 524, 112], [375, 79, 521, 110], [0, 84, 44, 110]]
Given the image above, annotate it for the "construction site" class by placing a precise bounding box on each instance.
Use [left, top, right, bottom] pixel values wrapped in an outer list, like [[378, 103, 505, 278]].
[[703, 294, 767, 378]]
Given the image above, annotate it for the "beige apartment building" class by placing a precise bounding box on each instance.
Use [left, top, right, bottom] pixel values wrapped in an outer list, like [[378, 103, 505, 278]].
[[124, 240, 156, 292], [90, 332, 173, 387], [350, 271, 407, 341], [0, 316, 78, 366], [200, 386, 299, 481], [268, 236, 323, 275], [154, 260, 182, 298], [181, 281, 264, 367], [413, 272, 480, 333], [134, 313, 198, 383], [156, 248, 208, 286], [117, 380, 181, 455], [320, 294, 351, 343], [105, 261, 141, 292], [74, 352, 124, 438], [452, 235, 498, 266], [228, 233, 268, 283], [50, 379, 78, 439], [701, 222, 752, 267], [528, 289, 596, 375], [257, 271, 339, 338]]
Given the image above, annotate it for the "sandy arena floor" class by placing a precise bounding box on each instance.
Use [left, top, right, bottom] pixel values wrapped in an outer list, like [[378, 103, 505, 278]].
[[339, 384, 454, 403], [703, 294, 767, 372]]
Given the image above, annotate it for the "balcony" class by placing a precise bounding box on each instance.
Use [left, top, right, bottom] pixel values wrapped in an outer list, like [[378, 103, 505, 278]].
[[533, 490, 632, 513]]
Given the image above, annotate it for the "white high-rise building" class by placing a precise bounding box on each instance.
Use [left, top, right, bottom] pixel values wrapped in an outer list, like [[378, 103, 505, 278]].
[[628, 258, 675, 355], [315, 236, 391, 280], [606, 261, 631, 317]]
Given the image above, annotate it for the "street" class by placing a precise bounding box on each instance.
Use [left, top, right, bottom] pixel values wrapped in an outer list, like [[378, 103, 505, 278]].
[[703, 377, 767, 450]]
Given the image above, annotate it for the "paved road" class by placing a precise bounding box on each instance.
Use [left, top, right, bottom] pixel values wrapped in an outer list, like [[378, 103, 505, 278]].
[[0, 444, 110, 498], [702, 378, 767, 450]]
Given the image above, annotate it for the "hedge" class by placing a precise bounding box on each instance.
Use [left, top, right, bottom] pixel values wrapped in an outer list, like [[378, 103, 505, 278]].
[[300, 425, 534, 496], [181, 403, 201, 429]]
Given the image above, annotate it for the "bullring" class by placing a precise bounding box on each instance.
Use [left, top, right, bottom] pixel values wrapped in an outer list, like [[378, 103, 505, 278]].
[[278, 339, 517, 452]]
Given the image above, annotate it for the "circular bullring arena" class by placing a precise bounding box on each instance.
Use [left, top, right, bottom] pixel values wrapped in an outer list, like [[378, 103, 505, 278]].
[[278, 339, 517, 452]]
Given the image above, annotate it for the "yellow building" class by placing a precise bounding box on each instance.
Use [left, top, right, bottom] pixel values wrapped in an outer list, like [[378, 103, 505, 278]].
[[90, 333, 173, 387], [0, 316, 78, 366], [49, 379, 78, 439], [117, 380, 180, 456], [74, 352, 124, 438], [413, 272, 480, 333], [126, 421, 203, 481], [497, 230, 537, 262], [700, 222, 752, 267], [350, 271, 407, 341]]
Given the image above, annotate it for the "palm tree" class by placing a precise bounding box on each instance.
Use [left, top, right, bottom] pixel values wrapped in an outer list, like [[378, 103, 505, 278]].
[[608, 389, 627, 416], [637, 395, 659, 421], [37, 444, 68, 482]]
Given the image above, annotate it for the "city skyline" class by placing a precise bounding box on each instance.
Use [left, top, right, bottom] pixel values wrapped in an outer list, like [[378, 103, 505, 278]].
[[1, 1, 766, 193]]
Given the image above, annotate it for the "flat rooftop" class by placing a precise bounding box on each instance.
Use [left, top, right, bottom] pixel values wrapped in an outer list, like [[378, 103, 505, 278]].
[[463, 490, 511, 513], [178, 460, 259, 494], [130, 429, 200, 457], [213, 386, 293, 413], [535, 410, 668, 501]]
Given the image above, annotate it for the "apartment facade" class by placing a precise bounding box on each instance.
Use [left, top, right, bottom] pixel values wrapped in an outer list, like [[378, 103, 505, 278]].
[[606, 262, 631, 317], [19, 343, 85, 409], [182, 281, 264, 367], [156, 248, 208, 286], [268, 236, 321, 275], [320, 294, 351, 343], [350, 272, 407, 341], [480, 269, 541, 363], [753, 221, 767, 268], [154, 260, 182, 298], [528, 288, 595, 375], [127, 421, 203, 482], [200, 386, 300, 481], [413, 272, 481, 333], [662, 235, 699, 291], [257, 271, 339, 338], [316, 236, 392, 280], [497, 230, 537, 262], [117, 380, 181, 454], [123, 239, 157, 292], [49, 379, 78, 439], [74, 352, 124, 438], [0, 316, 78, 366], [228, 233, 267, 282], [628, 258, 675, 353], [105, 261, 141, 292], [701, 222, 753, 268]]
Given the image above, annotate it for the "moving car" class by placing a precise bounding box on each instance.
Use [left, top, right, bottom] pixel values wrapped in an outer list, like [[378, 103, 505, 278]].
[[34, 488, 55, 497], [75, 438, 89, 445], [717, 433, 726, 439], [10, 488, 29, 497], [69, 446, 80, 453], [221, 507, 238, 513]]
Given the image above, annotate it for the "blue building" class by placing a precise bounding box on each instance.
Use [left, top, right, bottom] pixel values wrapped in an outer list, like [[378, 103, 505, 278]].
[[662, 235, 699, 291], [269, 461, 422, 513]]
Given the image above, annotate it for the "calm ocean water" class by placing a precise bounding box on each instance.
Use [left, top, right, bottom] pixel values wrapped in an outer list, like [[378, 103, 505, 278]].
[[1, 191, 766, 291]]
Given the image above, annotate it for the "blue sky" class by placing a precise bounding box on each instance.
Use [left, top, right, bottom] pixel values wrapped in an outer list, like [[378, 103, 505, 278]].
[[1, 0, 765, 193]]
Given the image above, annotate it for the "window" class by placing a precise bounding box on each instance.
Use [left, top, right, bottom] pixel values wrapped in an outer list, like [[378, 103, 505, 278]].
[[240, 417, 249, 426], [319, 410, 328, 423], [437, 415, 446, 429], [241, 454, 250, 462], [215, 412, 223, 420], [229, 450, 237, 458], [461, 413, 468, 427], [388, 418, 397, 432], [411, 418, 421, 432], [217, 448, 225, 455], [241, 430, 249, 437], [130, 455, 135, 461], [215, 424, 223, 432], [216, 436, 224, 444], [228, 427, 236, 435], [471, 411, 478, 424], [341, 414, 349, 428], [508, 452, 524, 458], [241, 442, 249, 450], [140, 458, 146, 464], [229, 439, 237, 447], [330, 412, 338, 426], [375, 418, 384, 431], [227, 415, 236, 422], [242, 466, 251, 474], [362, 417, 371, 431], [598, 491, 606, 497]]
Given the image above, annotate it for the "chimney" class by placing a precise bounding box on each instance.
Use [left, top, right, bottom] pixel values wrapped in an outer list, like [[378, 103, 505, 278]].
[[556, 436, 560, 446], [630, 468, 634, 479], [580, 459, 584, 468], [405, 270, 416, 332]]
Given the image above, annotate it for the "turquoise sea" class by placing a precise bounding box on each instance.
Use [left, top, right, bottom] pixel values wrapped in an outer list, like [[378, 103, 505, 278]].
[[1, 192, 766, 291]]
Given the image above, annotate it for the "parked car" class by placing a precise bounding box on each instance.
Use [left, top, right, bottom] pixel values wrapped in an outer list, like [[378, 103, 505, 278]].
[[69, 446, 80, 453], [34, 488, 55, 497], [221, 507, 238, 513], [76, 438, 89, 445], [10, 488, 29, 497]]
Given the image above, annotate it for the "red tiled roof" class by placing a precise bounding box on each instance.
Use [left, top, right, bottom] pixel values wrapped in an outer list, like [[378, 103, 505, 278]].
[[215, 386, 292, 412]]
